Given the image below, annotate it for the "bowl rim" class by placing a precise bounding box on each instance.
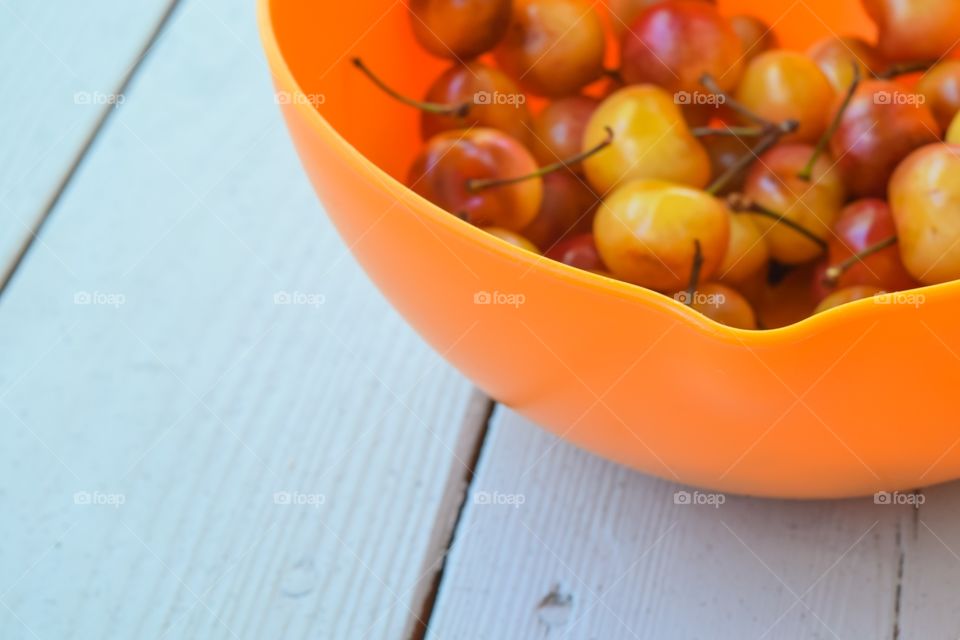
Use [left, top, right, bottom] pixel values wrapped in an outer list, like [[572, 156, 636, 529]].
[[256, 0, 958, 346]]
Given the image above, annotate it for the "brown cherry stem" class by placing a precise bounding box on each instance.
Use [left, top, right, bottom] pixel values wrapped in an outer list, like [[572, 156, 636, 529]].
[[798, 63, 861, 181], [466, 127, 615, 192], [875, 61, 936, 80], [352, 58, 471, 117], [727, 194, 828, 251], [823, 236, 898, 286], [685, 239, 704, 307], [603, 67, 624, 84], [699, 73, 774, 129], [691, 125, 768, 138], [705, 120, 799, 196]]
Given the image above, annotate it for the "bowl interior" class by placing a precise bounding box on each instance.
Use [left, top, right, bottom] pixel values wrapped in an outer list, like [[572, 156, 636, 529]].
[[269, 0, 876, 186]]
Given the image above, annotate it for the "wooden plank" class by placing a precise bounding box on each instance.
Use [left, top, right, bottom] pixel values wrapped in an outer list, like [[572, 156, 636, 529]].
[[898, 483, 960, 639], [0, 0, 177, 282], [0, 0, 485, 638], [428, 409, 908, 639]]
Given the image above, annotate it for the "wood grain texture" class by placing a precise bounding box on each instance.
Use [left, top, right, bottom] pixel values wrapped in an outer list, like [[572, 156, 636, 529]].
[[428, 409, 910, 640], [899, 484, 960, 640], [0, 0, 176, 281], [0, 0, 482, 638]]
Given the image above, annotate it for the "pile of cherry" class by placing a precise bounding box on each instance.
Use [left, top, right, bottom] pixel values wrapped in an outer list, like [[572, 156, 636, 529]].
[[355, 0, 960, 330]]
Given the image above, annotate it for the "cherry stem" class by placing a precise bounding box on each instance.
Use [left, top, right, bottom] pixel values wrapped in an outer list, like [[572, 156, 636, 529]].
[[727, 195, 828, 251], [352, 58, 471, 118], [466, 127, 615, 192], [823, 236, 898, 286], [700, 73, 774, 128], [875, 61, 935, 80], [798, 63, 861, 182], [705, 120, 799, 196], [691, 125, 768, 138], [685, 239, 704, 308], [603, 67, 624, 84]]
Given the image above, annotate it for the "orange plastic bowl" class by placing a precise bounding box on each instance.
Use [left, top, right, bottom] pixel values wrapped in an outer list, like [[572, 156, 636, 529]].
[[258, 0, 960, 498]]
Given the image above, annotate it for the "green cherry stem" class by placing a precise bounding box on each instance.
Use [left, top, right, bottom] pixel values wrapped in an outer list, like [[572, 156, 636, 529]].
[[823, 236, 898, 286], [705, 120, 799, 196], [691, 125, 769, 138], [466, 127, 615, 192], [699, 73, 774, 128], [875, 61, 936, 80], [727, 194, 828, 251], [352, 58, 471, 117], [798, 62, 861, 181]]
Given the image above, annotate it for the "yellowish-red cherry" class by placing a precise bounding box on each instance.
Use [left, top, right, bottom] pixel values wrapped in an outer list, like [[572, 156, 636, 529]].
[[409, 128, 543, 231], [484, 227, 541, 252], [582, 86, 711, 194], [916, 61, 960, 131], [593, 179, 730, 291], [421, 62, 533, 143], [494, 0, 606, 97], [716, 212, 769, 285], [743, 144, 846, 264], [409, 0, 512, 59], [735, 51, 833, 143], [807, 36, 885, 95], [531, 96, 600, 166], [620, 1, 744, 94], [861, 0, 960, 63], [686, 282, 758, 329], [889, 143, 960, 285], [814, 285, 883, 314], [729, 15, 778, 63]]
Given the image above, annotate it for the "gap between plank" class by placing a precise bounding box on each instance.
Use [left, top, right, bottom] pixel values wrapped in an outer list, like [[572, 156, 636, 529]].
[[408, 392, 496, 640], [0, 0, 184, 296]]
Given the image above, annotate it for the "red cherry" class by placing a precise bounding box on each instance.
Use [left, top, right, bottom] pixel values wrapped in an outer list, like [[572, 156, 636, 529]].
[[544, 232, 606, 271], [620, 1, 744, 95], [814, 199, 918, 300], [829, 80, 942, 198]]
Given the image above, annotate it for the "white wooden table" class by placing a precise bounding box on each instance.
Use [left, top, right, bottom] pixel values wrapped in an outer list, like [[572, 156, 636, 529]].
[[3, 2, 960, 638]]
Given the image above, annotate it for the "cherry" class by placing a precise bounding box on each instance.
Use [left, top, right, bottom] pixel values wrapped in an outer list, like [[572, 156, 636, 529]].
[[494, 0, 606, 98], [729, 15, 777, 64], [409, 128, 543, 231], [861, 0, 960, 63], [949, 112, 960, 144], [353, 59, 532, 143], [593, 179, 729, 291], [889, 143, 960, 285], [531, 96, 600, 167], [829, 79, 942, 198], [742, 144, 845, 264], [582, 85, 711, 194], [740, 263, 819, 329], [814, 199, 917, 299], [807, 36, 885, 95], [716, 211, 769, 285], [607, 0, 715, 33], [620, 1, 744, 95], [421, 61, 533, 143], [544, 232, 606, 271], [409, 0, 512, 60], [916, 61, 960, 131], [814, 285, 883, 314], [735, 51, 833, 143], [686, 282, 758, 329], [701, 133, 754, 195], [523, 171, 598, 250], [485, 227, 541, 252]]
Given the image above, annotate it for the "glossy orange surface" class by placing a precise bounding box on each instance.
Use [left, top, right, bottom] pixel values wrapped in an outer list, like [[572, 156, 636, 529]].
[[258, 0, 960, 498]]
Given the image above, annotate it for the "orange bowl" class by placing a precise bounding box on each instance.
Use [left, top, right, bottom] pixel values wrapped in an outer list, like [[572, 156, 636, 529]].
[[258, 0, 960, 498]]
